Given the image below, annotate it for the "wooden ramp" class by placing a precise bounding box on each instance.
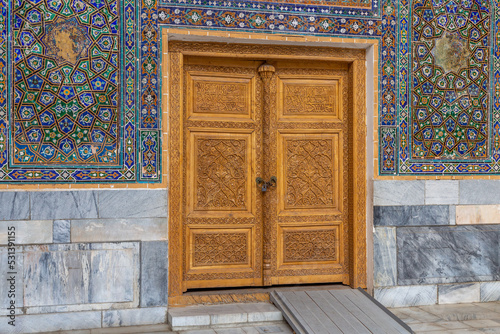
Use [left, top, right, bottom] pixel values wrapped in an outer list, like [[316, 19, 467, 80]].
[[270, 288, 414, 334]]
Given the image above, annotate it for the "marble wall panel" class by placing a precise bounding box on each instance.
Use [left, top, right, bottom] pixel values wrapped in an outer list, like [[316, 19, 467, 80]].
[[141, 241, 168, 307], [0, 247, 24, 316], [71, 218, 167, 242], [374, 227, 397, 287], [53, 220, 71, 243], [23, 243, 139, 307], [0, 192, 30, 220], [374, 206, 450, 226], [456, 205, 500, 225], [31, 191, 98, 220], [425, 181, 459, 205], [0, 221, 52, 245], [98, 190, 168, 218], [397, 226, 500, 285], [373, 181, 425, 206]]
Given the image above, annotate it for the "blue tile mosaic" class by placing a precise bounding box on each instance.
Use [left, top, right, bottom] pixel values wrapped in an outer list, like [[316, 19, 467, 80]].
[[2, 0, 500, 179], [1, 0, 160, 182]]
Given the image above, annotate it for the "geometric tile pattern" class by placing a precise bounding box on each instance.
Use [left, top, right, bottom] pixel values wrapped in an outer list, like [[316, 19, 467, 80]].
[[2, 0, 500, 179], [159, 0, 379, 18], [386, 0, 500, 174], [12, 0, 120, 166], [411, 0, 490, 161], [1, 0, 161, 182]]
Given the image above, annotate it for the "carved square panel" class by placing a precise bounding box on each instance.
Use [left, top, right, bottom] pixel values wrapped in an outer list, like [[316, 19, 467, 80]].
[[277, 131, 342, 215], [187, 72, 255, 120], [277, 224, 341, 269], [187, 226, 254, 272], [187, 130, 255, 217], [278, 76, 342, 121]]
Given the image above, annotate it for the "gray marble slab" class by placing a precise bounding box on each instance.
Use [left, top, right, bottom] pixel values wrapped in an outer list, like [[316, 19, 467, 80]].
[[98, 189, 167, 218], [23, 242, 139, 307], [374, 180, 425, 206], [397, 225, 500, 285], [459, 180, 500, 205], [0, 220, 52, 245], [374, 227, 397, 287], [0, 247, 24, 316], [31, 191, 98, 220], [71, 218, 167, 242], [0, 192, 30, 220], [103, 307, 167, 327], [438, 283, 480, 304], [374, 205, 449, 226], [425, 181, 459, 205], [141, 241, 169, 307], [480, 282, 500, 302], [53, 220, 70, 243], [374, 285, 437, 308], [0, 311, 101, 333]]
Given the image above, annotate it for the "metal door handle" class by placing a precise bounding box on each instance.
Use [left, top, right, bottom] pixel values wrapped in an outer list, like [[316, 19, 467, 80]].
[[256, 176, 277, 192]]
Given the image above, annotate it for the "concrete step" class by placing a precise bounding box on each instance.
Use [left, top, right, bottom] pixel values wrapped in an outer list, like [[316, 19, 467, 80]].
[[167, 303, 283, 331]]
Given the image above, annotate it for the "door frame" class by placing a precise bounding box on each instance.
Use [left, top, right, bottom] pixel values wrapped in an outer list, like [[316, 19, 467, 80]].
[[163, 29, 371, 302]]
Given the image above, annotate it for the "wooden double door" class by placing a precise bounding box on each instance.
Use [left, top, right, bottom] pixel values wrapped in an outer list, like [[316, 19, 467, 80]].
[[169, 42, 366, 293]]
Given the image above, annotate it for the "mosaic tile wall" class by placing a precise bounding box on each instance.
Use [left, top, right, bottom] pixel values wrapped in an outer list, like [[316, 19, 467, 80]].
[[1, 0, 160, 182], [1, 0, 499, 180]]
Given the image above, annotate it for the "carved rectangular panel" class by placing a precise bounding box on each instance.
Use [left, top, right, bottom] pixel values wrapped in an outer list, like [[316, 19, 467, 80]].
[[187, 72, 254, 120], [187, 227, 254, 272], [278, 76, 342, 121], [187, 130, 254, 217], [278, 224, 341, 269], [277, 131, 342, 215]]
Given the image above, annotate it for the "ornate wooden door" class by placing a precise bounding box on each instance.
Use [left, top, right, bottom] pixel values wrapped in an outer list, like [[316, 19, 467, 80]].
[[182, 56, 265, 290], [178, 53, 356, 291], [263, 60, 351, 286]]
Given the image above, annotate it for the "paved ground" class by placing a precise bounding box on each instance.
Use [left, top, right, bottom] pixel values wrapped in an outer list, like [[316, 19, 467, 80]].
[[389, 302, 500, 333], [38, 322, 293, 334], [40, 301, 500, 334]]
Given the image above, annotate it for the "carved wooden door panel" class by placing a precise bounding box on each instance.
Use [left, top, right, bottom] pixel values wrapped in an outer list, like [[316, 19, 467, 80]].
[[182, 57, 264, 290], [264, 60, 352, 286]]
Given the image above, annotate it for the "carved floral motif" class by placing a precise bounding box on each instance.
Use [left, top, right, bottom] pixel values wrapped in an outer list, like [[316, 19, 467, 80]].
[[284, 139, 335, 208]]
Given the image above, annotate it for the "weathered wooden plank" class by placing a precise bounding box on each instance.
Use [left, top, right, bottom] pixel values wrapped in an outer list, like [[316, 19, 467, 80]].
[[339, 290, 409, 334], [282, 291, 334, 334], [293, 291, 343, 334], [327, 290, 387, 334], [306, 290, 371, 334], [270, 291, 308, 334], [276, 291, 315, 333]]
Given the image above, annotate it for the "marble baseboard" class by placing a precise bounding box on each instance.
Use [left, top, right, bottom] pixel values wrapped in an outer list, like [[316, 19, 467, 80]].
[[438, 283, 480, 304], [103, 307, 167, 327], [481, 282, 500, 302], [397, 225, 500, 285], [374, 285, 437, 308], [0, 311, 102, 334]]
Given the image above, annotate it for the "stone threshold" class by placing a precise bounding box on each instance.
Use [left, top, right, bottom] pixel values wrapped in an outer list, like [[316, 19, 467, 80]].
[[168, 302, 283, 331]]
